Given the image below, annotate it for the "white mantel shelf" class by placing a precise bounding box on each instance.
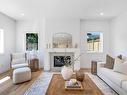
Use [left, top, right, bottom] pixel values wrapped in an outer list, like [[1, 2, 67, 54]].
[[45, 48, 80, 52], [44, 48, 80, 71]]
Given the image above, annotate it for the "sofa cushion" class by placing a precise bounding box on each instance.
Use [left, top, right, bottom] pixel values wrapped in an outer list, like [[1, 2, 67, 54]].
[[12, 63, 28, 69], [122, 81, 127, 92], [113, 57, 124, 71], [99, 68, 127, 87], [114, 61, 127, 75], [123, 56, 127, 61]]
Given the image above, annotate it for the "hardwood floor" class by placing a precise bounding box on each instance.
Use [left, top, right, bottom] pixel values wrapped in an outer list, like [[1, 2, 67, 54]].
[[0, 68, 91, 95], [0, 70, 42, 95], [46, 74, 103, 95]]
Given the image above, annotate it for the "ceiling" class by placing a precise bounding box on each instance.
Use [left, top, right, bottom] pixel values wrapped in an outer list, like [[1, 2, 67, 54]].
[[0, 0, 127, 20]]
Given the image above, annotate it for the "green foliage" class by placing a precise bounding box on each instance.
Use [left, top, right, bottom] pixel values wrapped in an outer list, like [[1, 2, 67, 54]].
[[26, 33, 38, 43]]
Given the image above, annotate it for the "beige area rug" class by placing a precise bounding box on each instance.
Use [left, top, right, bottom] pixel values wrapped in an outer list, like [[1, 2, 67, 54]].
[[24, 72, 118, 95]]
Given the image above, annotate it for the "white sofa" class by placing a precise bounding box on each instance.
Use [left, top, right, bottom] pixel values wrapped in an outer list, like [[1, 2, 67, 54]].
[[97, 62, 127, 95]]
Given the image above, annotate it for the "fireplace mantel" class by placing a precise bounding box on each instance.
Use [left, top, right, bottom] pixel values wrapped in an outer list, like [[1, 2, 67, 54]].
[[44, 48, 80, 71], [46, 48, 80, 52]]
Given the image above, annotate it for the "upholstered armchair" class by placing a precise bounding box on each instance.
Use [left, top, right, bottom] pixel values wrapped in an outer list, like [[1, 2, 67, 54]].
[[10, 53, 29, 78]]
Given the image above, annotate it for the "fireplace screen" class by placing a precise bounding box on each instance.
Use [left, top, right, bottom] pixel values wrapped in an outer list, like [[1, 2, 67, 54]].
[[54, 56, 71, 67]]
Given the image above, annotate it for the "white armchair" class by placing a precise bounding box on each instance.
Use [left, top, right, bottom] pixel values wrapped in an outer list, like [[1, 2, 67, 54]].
[[10, 53, 29, 78]]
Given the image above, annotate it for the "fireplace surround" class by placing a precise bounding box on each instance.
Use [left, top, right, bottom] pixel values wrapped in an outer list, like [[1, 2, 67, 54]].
[[50, 52, 74, 71], [44, 48, 80, 71]]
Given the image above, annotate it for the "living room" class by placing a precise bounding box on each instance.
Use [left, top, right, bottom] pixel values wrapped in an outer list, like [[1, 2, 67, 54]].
[[0, 0, 127, 95]]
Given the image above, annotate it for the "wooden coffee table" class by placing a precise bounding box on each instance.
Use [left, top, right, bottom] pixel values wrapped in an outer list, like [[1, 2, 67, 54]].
[[46, 74, 103, 95]]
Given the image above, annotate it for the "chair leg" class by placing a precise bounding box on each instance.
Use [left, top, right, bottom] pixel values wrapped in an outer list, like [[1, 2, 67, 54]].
[[9, 69, 13, 79]]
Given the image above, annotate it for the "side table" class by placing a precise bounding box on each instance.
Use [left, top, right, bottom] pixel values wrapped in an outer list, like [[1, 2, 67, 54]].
[[29, 58, 39, 72], [91, 60, 97, 75]]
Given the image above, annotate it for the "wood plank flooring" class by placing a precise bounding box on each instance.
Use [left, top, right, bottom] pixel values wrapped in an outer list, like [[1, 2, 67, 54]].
[[0, 70, 42, 95], [0, 68, 90, 95]]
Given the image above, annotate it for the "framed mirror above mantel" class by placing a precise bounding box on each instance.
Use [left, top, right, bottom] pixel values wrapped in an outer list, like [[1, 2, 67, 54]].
[[52, 32, 72, 48]]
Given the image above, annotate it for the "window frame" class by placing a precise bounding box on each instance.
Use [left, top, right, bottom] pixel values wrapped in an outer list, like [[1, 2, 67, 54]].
[[86, 32, 103, 53], [25, 33, 39, 51]]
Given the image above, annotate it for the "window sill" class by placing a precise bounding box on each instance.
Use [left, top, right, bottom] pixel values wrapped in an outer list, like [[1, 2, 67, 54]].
[[87, 51, 103, 54]]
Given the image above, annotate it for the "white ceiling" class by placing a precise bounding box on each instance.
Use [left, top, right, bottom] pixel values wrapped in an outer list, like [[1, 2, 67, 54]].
[[0, 0, 127, 20]]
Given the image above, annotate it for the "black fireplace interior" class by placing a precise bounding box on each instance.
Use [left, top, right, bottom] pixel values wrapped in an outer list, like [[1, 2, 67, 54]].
[[54, 56, 71, 67]]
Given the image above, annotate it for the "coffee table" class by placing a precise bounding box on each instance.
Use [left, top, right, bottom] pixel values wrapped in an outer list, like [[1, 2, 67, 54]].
[[46, 74, 103, 95]]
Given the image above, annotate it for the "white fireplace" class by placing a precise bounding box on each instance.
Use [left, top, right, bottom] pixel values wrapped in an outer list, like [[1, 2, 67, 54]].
[[44, 48, 80, 71]]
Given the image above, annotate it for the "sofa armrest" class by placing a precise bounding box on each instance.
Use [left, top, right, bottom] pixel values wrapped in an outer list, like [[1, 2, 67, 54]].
[[97, 62, 106, 72], [97, 62, 106, 75], [97, 62, 106, 67]]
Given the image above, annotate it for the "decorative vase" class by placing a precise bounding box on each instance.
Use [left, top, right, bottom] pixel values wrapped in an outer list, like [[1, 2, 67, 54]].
[[76, 71, 84, 82], [61, 66, 73, 80]]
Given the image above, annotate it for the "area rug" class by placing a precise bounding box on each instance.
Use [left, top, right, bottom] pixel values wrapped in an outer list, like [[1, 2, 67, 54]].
[[24, 72, 53, 95], [24, 72, 118, 95], [86, 73, 118, 95]]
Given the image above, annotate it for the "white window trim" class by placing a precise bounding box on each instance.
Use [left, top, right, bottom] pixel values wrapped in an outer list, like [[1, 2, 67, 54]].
[[87, 32, 103, 53]]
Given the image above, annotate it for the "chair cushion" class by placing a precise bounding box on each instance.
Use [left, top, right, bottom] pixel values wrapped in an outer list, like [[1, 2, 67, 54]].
[[12, 58, 26, 64], [12, 53, 25, 59], [12, 63, 28, 69], [100, 68, 127, 87]]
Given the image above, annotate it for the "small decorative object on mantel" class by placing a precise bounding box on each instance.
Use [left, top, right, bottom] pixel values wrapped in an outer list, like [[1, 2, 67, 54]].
[[76, 71, 84, 82], [74, 43, 78, 48]]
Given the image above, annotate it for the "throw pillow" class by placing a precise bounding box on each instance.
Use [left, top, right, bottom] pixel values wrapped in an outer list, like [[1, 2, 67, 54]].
[[123, 56, 127, 62], [104, 55, 115, 69], [117, 54, 122, 59], [113, 57, 124, 71], [113, 61, 127, 75]]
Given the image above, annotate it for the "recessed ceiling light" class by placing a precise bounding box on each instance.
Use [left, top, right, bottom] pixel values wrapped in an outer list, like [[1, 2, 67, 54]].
[[100, 13, 104, 16], [21, 13, 25, 16]]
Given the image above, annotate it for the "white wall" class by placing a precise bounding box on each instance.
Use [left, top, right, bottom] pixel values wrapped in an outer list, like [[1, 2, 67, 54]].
[[16, 19, 111, 69], [16, 19, 80, 69], [45, 19, 80, 48], [110, 12, 127, 56], [80, 20, 111, 68], [0, 13, 16, 73], [16, 20, 46, 68]]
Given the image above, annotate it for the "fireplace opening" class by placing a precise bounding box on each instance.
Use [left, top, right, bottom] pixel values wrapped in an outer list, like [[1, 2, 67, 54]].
[[54, 56, 71, 67]]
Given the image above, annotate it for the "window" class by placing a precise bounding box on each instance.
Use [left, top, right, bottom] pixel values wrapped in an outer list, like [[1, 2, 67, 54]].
[[0, 29, 4, 54], [87, 32, 103, 53], [26, 33, 38, 51]]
